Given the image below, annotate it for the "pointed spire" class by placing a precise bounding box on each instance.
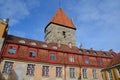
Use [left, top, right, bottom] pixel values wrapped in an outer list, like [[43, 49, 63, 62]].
[[50, 8, 76, 29]]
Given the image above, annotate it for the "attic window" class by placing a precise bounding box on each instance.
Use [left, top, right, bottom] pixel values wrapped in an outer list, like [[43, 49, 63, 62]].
[[19, 40, 25, 43], [30, 42, 36, 46], [62, 31, 66, 38], [93, 52, 97, 55], [79, 49, 83, 53], [86, 50, 90, 54], [103, 52, 107, 56], [110, 54, 114, 57], [42, 44, 47, 48], [52, 46, 57, 49]]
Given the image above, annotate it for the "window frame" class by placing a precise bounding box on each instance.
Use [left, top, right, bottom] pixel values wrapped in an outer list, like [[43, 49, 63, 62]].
[[2, 61, 14, 74], [82, 68, 87, 78], [70, 68, 75, 78], [26, 64, 35, 76], [97, 58, 103, 66], [42, 66, 49, 77], [6, 44, 18, 57], [84, 57, 89, 64], [56, 67, 62, 77], [49, 51, 56, 62], [28, 48, 37, 59], [92, 69, 97, 79]]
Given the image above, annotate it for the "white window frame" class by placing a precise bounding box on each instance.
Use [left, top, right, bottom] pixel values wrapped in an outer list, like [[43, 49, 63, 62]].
[[83, 68, 87, 78], [70, 68, 75, 78]]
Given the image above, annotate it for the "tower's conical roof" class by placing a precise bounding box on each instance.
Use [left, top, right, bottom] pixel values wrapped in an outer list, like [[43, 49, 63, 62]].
[[47, 8, 76, 30]]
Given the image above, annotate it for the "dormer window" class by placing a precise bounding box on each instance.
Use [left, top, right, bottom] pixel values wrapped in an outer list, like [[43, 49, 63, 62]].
[[62, 31, 66, 38], [52, 46, 57, 49], [103, 52, 107, 56], [86, 50, 90, 54], [93, 52, 97, 55], [42, 44, 47, 48], [30, 42, 36, 46], [19, 40, 25, 43], [79, 49, 83, 53], [110, 54, 114, 57]]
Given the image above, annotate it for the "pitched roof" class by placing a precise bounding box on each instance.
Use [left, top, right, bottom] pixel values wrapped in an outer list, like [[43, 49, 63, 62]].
[[106, 53, 120, 67], [47, 8, 76, 30], [6, 35, 116, 58]]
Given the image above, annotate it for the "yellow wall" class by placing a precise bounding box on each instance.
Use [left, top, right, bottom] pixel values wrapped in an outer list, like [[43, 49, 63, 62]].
[[102, 67, 120, 80], [0, 21, 7, 38]]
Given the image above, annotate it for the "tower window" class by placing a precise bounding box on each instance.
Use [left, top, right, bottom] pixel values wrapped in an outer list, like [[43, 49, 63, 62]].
[[62, 31, 66, 38]]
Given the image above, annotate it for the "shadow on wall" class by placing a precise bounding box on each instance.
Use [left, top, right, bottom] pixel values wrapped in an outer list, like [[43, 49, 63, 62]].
[[0, 70, 18, 80]]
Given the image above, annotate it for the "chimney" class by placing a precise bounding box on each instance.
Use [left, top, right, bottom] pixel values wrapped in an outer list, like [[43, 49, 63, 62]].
[[80, 44, 83, 49], [68, 42, 72, 48]]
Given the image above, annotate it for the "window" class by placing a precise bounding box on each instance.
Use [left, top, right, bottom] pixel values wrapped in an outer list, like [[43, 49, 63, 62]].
[[69, 56, 74, 62], [103, 53, 107, 56], [117, 67, 120, 76], [98, 59, 103, 65], [70, 68, 75, 78], [92, 69, 97, 78], [110, 54, 114, 57], [108, 71, 113, 80], [93, 52, 97, 55], [56, 67, 62, 77], [26, 64, 35, 76], [86, 51, 90, 54], [83, 68, 87, 78], [62, 31, 66, 38], [79, 49, 83, 53], [29, 50, 36, 58], [42, 66, 49, 77], [50, 54, 55, 60], [84, 58, 89, 64], [2, 61, 14, 74], [8, 46, 17, 54]]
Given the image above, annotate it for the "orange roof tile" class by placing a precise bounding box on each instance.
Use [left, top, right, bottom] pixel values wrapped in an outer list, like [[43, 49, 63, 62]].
[[50, 8, 76, 29]]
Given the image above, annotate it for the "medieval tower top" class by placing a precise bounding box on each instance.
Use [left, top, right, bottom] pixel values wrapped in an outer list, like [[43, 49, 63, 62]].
[[44, 8, 76, 46]]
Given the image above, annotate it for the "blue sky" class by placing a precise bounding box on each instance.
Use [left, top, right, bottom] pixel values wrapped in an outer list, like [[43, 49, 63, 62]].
[[0, 0, 120, 52]]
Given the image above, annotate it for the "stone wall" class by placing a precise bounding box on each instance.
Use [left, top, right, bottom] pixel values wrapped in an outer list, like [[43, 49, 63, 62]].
[[45, 23, 76, 46]]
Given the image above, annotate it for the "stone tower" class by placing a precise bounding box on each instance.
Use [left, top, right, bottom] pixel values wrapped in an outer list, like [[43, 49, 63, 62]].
[[0, 18, 8, 51], [45, 8, 76, 46]]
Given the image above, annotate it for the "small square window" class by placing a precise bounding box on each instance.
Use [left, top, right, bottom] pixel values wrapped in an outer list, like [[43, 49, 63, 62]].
[[29, 50, 36, 58], [84, 58, 89, 64], [50, 54, 55, 60], [8, 46, 17, 54], [69, 56, 74, 62], [98, 59, 102, 65]]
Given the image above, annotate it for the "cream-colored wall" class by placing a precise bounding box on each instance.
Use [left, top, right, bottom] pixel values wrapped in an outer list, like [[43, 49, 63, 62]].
[[81, 67, 103, 80], [1, 59, 105, 80]]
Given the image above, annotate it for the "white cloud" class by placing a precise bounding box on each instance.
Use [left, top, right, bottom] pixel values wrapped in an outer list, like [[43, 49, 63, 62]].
[[0, 0, 41, 26], [65, 0, 120, 52]]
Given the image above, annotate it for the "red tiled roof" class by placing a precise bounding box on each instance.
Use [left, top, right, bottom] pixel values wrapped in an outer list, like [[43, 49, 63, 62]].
[[6, 35, 116, 58], [48, 8, 76, 29], [106, 53, 120, 67]]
